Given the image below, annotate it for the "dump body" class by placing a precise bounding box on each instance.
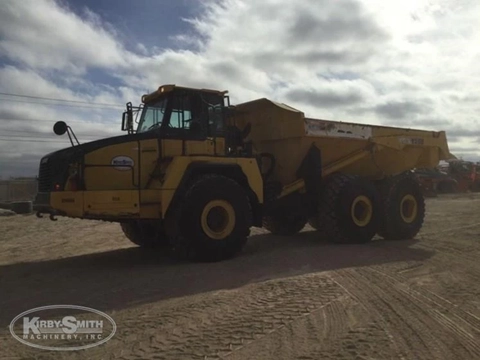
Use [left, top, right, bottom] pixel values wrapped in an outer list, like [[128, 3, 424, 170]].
[[231, 98, 453, 186]]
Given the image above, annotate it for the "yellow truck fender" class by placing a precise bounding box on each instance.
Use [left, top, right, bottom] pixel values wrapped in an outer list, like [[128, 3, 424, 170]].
[[162, 158, 264, 228]]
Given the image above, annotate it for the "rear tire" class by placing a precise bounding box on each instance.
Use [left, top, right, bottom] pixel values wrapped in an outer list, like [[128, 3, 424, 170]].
[[314, 173, 381, 244], [171, 174, 252, 262], [263, 213, 307, 235], [377, 172, 425, 240], [120, 220, 169, 248]]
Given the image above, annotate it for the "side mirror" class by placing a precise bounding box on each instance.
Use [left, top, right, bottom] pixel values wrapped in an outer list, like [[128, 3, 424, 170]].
[[121, 111, 129, 131], [121, 102, 133, 132], [53, 121, 68, 136]]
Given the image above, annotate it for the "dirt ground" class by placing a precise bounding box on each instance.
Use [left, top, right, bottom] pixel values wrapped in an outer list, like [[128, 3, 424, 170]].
[[1, 193, 480, 360]]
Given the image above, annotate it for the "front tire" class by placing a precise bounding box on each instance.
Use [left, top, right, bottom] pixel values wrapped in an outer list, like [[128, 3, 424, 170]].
[[171, 174, 252, 262], [377, 172, 425, 240], [120, 220, 169, 248]]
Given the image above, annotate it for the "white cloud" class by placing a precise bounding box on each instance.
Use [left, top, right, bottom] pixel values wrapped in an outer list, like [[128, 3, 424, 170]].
[[0, 0, 133, 73], [1, 0, 480, 177]]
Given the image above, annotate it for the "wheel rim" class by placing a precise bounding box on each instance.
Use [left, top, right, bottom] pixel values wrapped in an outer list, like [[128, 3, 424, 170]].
[[200, 200, 236, 240], [350, 195, 373, 227], [400, 194, 418, 223]]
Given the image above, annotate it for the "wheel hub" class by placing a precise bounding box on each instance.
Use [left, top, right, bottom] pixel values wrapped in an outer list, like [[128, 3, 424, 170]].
[[400, 194, 418, 223], [351, 195, 373, 227], [206, 207, 228, 232], [201, 200, 236, 240]]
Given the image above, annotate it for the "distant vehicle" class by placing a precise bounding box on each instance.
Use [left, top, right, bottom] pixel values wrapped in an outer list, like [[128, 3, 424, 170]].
[[441, 160, 480, 193], [413, 168, 458, 195]]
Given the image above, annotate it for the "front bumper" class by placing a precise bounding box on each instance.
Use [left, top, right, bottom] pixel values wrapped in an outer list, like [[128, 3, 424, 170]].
[[34, 192, 50, 208], [34, 192, 65, 220]]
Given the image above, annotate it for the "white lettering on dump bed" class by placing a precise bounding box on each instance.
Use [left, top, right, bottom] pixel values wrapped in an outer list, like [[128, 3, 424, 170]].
[[399, 137, 425, 145], [304, 119, 372, 140]]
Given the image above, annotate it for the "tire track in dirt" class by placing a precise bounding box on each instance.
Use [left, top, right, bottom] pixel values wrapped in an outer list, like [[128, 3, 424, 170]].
[[420, 222, 480, 238], [371, 252, 480, 316], [57, 274, 348, 360], [223, 296, 355, 360], [292, 296, 394, 360], [322, 299, 346, 342], [152, 277, 343, 360], [406, 230, 480, 313], [334, 267, 480, 360], [365, 267, 480, 355], [334, 268, 456, 360], [381, 262, 480, 328], [416, 238, 480, 266]]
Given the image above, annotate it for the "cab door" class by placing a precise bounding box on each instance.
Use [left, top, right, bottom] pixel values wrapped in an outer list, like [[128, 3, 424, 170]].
[[162, 90, 225, 157]]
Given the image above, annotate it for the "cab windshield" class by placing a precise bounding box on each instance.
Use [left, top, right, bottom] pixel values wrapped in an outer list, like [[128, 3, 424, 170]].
[[136, 96, 168, 133]]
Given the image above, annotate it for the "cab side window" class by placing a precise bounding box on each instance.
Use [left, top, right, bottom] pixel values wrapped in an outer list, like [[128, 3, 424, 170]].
[[167, 91, 225, 138], [202, 94, 225, 136], [169, 95, 192, 129]]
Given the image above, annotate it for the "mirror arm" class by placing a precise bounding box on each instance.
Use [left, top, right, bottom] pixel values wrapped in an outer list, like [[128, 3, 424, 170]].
[[67, 125, 80, 146]]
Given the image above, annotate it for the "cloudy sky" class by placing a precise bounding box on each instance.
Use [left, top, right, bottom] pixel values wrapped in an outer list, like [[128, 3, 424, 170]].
[[0, 0, 479, 177]]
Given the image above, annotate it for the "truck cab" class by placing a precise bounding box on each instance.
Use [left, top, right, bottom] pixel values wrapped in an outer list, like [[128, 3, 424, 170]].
[[122, 85, 234, 156]]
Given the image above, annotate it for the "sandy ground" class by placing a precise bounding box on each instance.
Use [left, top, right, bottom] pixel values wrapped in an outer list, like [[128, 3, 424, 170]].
[[1, 193, 480, 360]]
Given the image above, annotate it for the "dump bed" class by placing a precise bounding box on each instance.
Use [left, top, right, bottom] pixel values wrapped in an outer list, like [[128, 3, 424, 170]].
[[231, 98, 454, 185]]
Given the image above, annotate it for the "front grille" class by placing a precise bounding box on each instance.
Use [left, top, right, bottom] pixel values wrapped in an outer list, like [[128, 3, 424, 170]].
[[38, 160, 52, 192]]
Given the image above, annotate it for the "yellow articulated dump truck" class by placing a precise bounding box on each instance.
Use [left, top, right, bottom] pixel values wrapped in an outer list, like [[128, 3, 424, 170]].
[[34, 84, 453, 262]]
